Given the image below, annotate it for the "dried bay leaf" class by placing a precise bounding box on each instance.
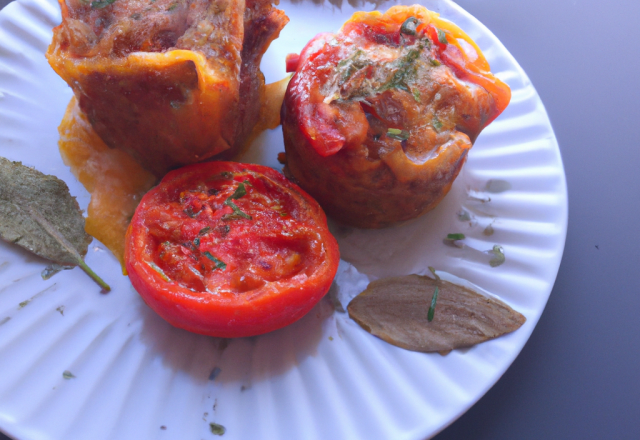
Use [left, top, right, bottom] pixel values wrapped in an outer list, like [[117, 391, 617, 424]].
[[347, 274, 525, 353], [0, 157, 91, 263], [0, 157, 110, 291]]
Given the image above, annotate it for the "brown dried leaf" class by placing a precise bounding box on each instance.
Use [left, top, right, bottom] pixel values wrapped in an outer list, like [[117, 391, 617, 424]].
[[0, 158, 110, 291], [347, 274, 525, 353], [0, 157, 91, 264]]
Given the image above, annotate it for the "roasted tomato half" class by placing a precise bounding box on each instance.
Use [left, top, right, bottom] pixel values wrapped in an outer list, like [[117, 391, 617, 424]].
[[125, 162, 340, 338], [281, 5, 511, 228]]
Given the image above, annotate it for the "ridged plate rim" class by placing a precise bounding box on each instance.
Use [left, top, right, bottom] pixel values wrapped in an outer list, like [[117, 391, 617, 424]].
[[0, 0, 567, 439]]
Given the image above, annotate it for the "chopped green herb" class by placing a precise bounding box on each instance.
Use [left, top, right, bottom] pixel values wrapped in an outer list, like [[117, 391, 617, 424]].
[[56, 305, 65, 316], [204, 252, 227, 271], [147, 261, 171, 282], [436, 28, 449, 45], [379, 44, 424, 92], [90, 0, 116, 9], [412, 88, 421, 103], [430, 58, 441, 67], [446, 233, 466, 241], [337, 49, 367, 85], [223, 200, 252, 220], [63, 370, 76, 379], [209, 422, 226, 436], [167, 2, 178, 11], [400, 17, 419, 36], [328, 336, 334, 341], [199, 226, 211, 236], [221, 182, 252, 219], [387, 128, 410, 141], [18, 299, 30, 309], [427, 286, 439, 322], [489, 245, 506, 267], [228, 182, 247, 200], [432, 116, 443, 132], [338, 49, 364, 68]]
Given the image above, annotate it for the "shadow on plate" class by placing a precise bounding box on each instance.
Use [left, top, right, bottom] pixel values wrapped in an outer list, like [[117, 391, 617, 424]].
[[134, 291, 335, 387]]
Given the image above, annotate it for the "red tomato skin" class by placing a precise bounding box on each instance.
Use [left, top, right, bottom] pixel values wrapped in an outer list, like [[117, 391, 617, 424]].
[[125, 162, 340, 338], [285, 53, 300, 72]]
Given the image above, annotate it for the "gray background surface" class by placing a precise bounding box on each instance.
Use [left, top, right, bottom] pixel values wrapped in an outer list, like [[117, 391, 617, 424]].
[[1, 0, 639, 439]]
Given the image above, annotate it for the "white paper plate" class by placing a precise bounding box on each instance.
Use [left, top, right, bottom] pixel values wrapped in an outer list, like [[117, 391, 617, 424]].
[[0, 0, 567, 439]]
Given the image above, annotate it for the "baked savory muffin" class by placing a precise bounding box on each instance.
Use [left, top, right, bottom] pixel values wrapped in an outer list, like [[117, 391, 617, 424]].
[[48, 0, 288, 177], [281, 5, 510, 228]]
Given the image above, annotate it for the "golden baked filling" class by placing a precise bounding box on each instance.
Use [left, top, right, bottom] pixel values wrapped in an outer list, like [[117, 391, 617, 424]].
[[48, 0, 288, 176]]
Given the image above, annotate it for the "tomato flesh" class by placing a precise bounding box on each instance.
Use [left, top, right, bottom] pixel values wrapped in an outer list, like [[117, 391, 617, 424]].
[[125, 162, 340, 337]]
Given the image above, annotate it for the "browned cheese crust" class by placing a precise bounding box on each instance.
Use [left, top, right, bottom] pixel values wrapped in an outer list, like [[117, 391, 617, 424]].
[[48, 0, 288, 177]]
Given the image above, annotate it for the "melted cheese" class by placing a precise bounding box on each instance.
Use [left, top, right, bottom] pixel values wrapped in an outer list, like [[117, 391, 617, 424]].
[[57, 77, 289, 266]]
